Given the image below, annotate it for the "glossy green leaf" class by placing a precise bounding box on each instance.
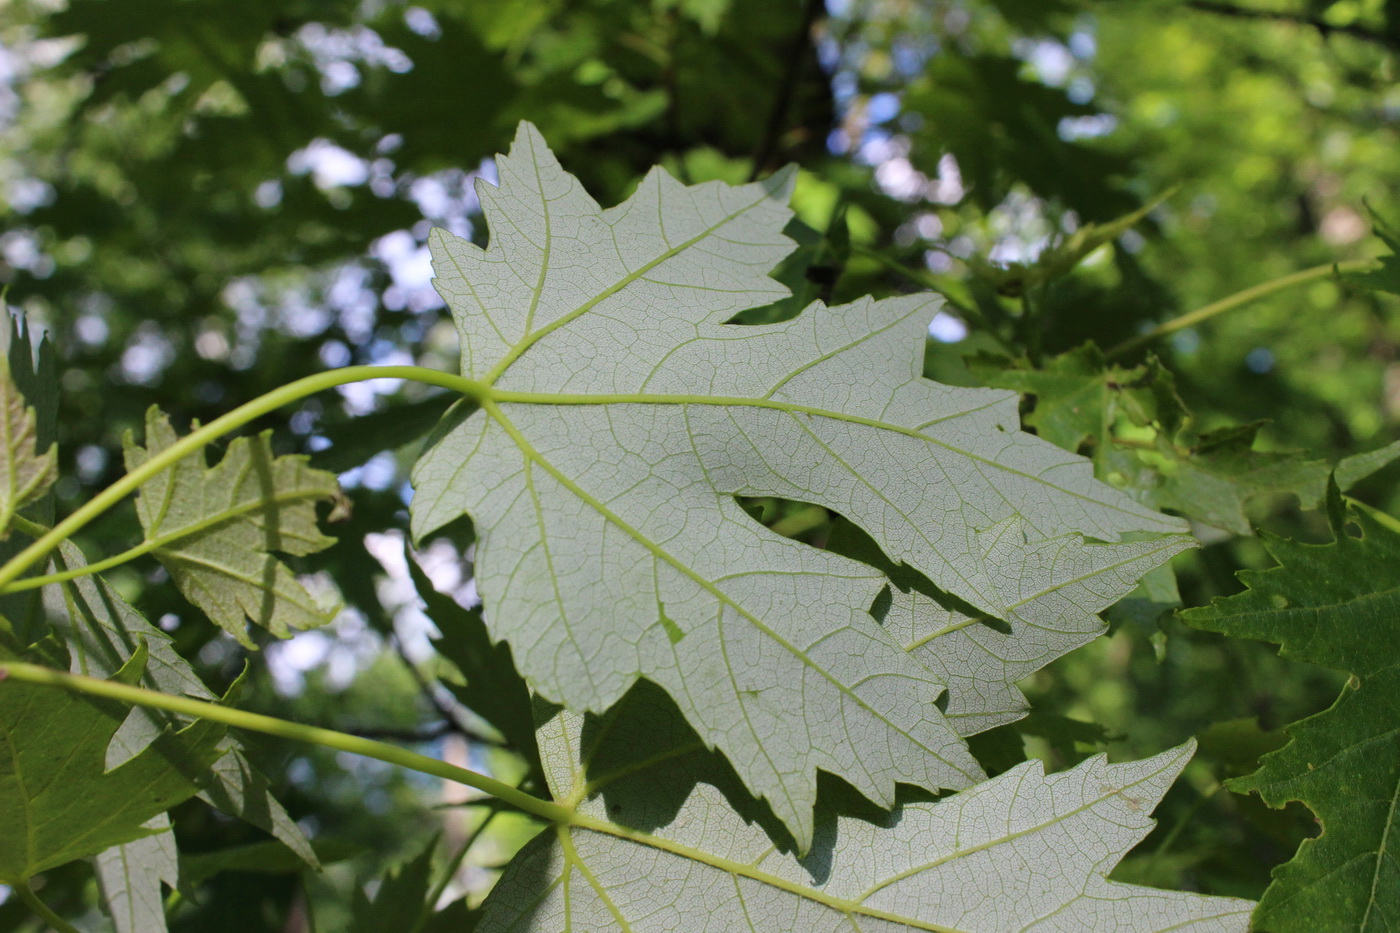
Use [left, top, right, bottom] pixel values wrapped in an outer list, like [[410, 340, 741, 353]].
[[410, 124, 1190, 846], [474, 693, 1254, 931], [123, 407, 342, 647], [1182, 488, 1400, 931]]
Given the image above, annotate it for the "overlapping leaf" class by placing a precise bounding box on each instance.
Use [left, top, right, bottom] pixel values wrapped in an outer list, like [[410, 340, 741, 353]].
[[474, 694, 1254, 932], [123, 407, 341, 647], [410, 123, 1191, 846], [44, 540, 321, 932], [0, 640, 224, 882], [0, 357, 55, 540], [972, 344, 1400, 536], [1183, 488, 1400, 931], [0, 314, 60, 645]]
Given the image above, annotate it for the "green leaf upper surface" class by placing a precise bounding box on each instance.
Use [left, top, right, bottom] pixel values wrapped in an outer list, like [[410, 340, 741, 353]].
[[0, 641, 224, 882], [410, 123, 1191, 847], [123, 407, 341, 647], [1182, 493, 1400, 931], [474, 694, 1254, 932]]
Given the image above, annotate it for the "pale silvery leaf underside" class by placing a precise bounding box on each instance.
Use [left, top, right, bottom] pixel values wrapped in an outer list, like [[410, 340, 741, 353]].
[[474, 701, 1254, 932], [410, 123, 1191, 847]]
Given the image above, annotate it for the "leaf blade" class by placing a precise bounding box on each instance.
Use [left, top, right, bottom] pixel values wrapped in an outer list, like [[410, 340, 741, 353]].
[[411, 123, 1193, 846], [1182, 491, 1400, 931], [123, 407, 341, 647], [475, 699, 1254, 932]]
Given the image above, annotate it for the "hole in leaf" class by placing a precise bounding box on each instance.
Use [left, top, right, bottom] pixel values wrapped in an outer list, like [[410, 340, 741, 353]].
[[978, 615, 1013, 635], [733, 495, 833, 545], [869, 584, 893, 625]]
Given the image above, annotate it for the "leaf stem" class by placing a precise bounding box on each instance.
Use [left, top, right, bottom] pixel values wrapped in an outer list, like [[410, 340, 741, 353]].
[[7, 514, 47, 539], [0, 366, 484, 593], [1106, 259, 1380, 359], [0, 659, 563, 824], [2, 539, 161, 593], [1344, 495, 1400, 536], [15, 880, 81, 933]]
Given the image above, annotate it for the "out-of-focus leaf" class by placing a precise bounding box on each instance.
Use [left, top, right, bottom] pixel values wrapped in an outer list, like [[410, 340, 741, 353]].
[[1348, 204, 1400, 296], [905, 53, 1135, 219], [1182, 486, 1400, 931], [1334, 437, 1400, 489], [123, 407, 341, 646], [0, 355, 55, 539], [348, 836, 438, 933], [966, 192, 1171, 295], [180, 839, 361, 889], [309, 394, 456, 474], [0, 315, 58, 644], [974, 345, 1398, 536]]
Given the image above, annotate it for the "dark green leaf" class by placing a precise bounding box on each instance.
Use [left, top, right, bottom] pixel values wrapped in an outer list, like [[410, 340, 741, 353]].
[[0, 640, 225, 882], [1182, 487, 1400, 930]]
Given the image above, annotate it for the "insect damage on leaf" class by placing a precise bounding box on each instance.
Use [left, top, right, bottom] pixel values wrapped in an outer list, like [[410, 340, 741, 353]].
[[124, 407, 341, 647], [408, 122, 1193, 848]]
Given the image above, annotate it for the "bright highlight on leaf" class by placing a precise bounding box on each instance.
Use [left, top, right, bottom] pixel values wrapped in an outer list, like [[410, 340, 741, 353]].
[[124, 407, 342, 647], [0, 357, 56, 539], [410, 123, 1193, 847], [474, 697, 1254, 932]]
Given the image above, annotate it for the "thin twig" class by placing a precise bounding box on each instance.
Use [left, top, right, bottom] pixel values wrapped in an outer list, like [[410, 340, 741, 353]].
[[1106, 258, 1380, 359], [748, 0, 826, 181], [1183, 1, 1400, 52]]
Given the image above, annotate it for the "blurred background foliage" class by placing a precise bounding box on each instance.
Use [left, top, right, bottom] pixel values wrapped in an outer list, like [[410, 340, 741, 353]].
[[1, 0, 1398, 927]]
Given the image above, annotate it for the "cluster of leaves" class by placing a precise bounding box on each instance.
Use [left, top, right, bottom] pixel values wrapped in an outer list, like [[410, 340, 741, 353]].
[[3, 0, 1400, 929], [2, 122, 1397, 932]]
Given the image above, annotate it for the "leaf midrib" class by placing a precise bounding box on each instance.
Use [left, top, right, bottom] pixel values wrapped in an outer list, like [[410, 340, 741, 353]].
[[481, 389, 1173, 529]]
